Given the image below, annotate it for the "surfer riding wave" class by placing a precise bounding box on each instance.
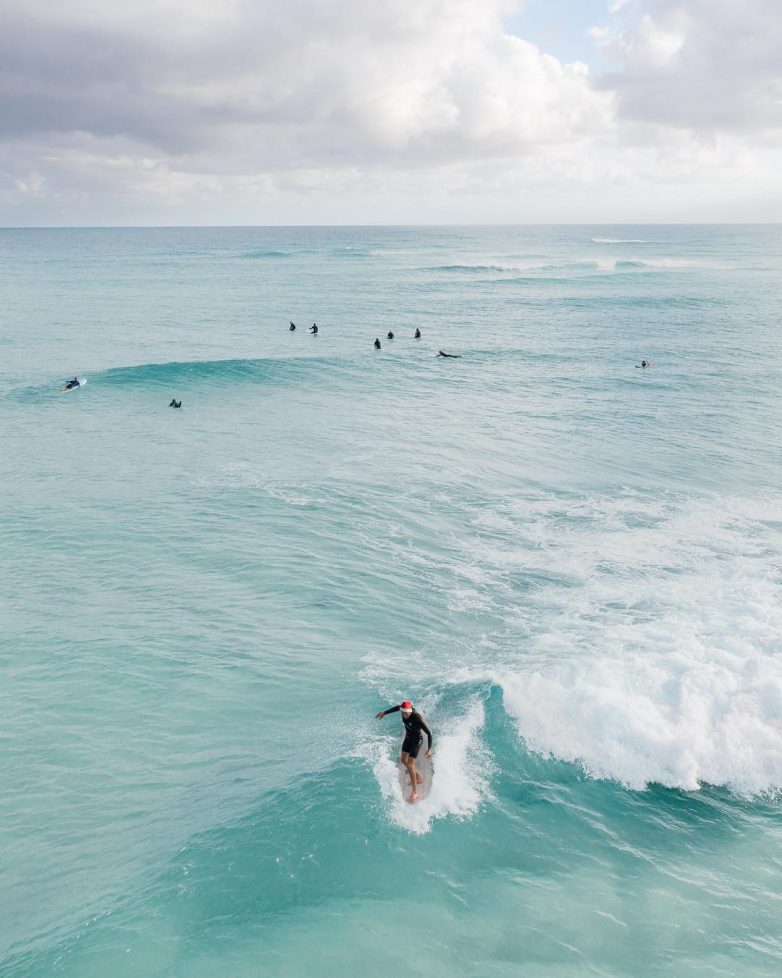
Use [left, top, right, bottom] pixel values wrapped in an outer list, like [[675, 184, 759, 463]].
[[375, 700, 432, 802]]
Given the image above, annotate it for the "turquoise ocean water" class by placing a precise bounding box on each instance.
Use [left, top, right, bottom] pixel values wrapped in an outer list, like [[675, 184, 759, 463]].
[[2, 225, 782, 977]]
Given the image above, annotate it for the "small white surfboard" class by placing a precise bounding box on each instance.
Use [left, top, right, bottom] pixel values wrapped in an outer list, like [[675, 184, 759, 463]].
[[60, 378, 87, 392], [398, 721, 434, 803]]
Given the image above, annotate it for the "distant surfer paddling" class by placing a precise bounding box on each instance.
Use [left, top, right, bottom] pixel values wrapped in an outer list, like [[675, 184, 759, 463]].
[[436, 351, 461, 358], [60, 376, 80, 391], [375, 700, 432, 802]]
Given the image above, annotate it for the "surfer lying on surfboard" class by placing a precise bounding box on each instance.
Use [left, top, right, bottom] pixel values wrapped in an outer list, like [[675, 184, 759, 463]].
[[375, 700, 432, 802], [60, 376, 81, 391]]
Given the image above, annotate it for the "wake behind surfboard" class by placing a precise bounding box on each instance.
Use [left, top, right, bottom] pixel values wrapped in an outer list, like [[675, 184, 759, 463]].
[[398, 720, 434, 803]]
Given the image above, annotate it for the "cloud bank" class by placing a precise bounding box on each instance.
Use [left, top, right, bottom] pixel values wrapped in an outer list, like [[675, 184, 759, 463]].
[[596, 0, 782, 132], [1, 0, 781, 223]]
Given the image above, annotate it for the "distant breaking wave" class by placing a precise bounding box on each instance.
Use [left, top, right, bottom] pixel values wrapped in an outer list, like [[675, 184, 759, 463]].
[[592, 237, 648, 244], [432, 263, 514, 274], [429, 260, 596, 275], [239, 249, 292, 259], [99, 355, 338, 389], [429, 256, 701, 277]]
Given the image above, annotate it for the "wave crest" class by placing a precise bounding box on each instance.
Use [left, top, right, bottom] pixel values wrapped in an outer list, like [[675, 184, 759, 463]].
[[499, 651, 782, 795], [465, 493, 782, 797]]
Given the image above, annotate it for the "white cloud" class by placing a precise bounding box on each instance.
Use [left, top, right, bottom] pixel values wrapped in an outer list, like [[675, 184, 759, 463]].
[[1, 0, 781, 222], [0, 0, 612, 161], [13, 172, 46, 196], [595, 0, 782, 133]]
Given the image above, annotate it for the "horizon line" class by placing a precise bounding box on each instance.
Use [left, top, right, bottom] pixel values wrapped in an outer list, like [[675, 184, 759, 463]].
[[1, 221, 781, 231]]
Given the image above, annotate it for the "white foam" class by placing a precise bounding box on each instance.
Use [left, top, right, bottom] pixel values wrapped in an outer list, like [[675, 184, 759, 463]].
[[369, 698, 489, 834], [462, 493, 782, 796], [595, 256, 705, 272], [498, 650, 782, 794], [592, 237, 648, 244], [364, 493, 782, 799], [435, 255, 703, 277], [626, 256, 704, 269]]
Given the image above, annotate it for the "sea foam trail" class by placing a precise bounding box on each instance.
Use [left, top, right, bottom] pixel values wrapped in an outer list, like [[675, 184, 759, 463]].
[[370, 699, 488, 834]]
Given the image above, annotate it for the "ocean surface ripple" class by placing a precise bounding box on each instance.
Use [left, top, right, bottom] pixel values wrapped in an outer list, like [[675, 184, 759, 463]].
[[2, 225, 782, 977]]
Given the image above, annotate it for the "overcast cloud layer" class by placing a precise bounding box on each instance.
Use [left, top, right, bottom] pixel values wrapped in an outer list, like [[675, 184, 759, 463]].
[[1, 0, 781, 224]]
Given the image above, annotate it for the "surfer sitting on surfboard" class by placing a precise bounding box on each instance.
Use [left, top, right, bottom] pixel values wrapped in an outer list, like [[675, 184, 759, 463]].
[[375, 700, 432, 803]]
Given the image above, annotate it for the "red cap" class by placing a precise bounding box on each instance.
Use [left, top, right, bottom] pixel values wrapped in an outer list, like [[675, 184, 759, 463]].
[[400, 700, 413, 712]]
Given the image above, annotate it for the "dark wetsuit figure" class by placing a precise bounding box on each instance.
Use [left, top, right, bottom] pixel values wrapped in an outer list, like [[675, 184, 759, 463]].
[[414, 328, 421, 338], [290, 321, 296, 331], [374, 338, 381, 350], [381, 704, 432, 758]]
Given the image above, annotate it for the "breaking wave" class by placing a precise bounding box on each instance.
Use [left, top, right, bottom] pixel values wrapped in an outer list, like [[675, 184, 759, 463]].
[[592, 237, 648, 244], [427, 256, 702, 277], [97, 355, 338, 389]]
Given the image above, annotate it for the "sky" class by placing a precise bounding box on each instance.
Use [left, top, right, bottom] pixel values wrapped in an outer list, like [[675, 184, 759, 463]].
[[1, 0, 781, 225]]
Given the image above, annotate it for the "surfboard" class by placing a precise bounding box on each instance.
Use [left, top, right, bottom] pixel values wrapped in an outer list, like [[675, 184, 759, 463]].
[[398, 721, 434, 803], [60, 378, 87, 392]]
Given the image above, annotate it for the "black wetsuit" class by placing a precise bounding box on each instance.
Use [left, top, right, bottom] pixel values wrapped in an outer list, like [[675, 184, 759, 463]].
[[383, 705, 432, 758]]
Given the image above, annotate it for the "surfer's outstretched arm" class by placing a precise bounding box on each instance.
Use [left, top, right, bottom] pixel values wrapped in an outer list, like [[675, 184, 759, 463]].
[[375, 704, 401, 718]]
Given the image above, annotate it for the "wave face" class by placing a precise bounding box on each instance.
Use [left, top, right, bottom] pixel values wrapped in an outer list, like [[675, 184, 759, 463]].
[[99, 355, 334, 388], [3, 224, 782, 978]]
